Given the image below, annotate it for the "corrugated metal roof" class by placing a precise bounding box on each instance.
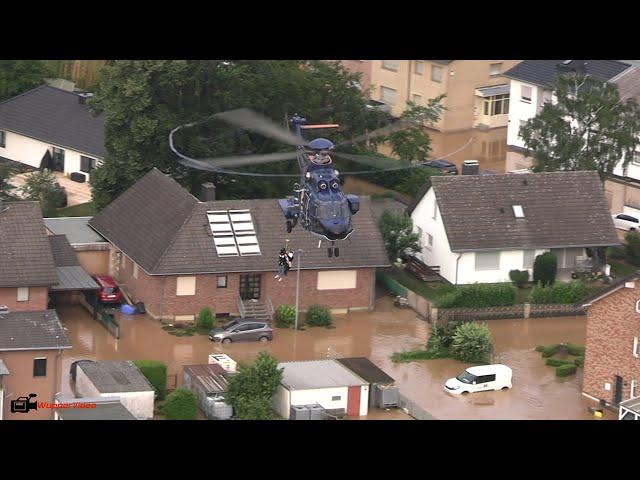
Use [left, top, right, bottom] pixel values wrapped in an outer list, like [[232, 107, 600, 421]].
[[44, 217, 106, 245], [51, 266, 99, 291], [183, 364, 230, 394], [278, 359, 367, 390]]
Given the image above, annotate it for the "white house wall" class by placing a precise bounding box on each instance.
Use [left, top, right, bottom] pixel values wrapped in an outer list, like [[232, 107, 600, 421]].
[[506, 80, 547, 150], [411, 188, 460, 284], [273, 385, 291, 419], [456, 249, 549, 284]]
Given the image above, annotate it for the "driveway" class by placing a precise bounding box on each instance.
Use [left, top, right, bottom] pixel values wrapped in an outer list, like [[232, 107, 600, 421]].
[[57, 295, 611, 420]]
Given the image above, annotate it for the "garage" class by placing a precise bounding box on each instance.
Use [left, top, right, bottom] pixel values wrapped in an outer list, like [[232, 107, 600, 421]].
[[48, 235, 99, 308]]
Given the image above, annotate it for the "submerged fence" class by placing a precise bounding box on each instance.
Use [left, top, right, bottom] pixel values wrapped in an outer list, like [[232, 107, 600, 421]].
[[398, 392, 437, 420]]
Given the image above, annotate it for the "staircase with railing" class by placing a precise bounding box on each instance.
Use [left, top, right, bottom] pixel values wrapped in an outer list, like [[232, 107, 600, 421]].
[[237, 296, 273, 322]]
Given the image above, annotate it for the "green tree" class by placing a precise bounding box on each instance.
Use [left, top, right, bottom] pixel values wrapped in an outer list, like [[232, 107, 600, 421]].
[[0, 163, 16, 200], [163, 387, 198, 420], [624, 231, 640, 266], [0, 60, 52, 101], [378, 210, 421, 261], [533, 252, 557, 287], [21, 169, 60, 217], [520, 72, 640, 177], [227, 351, 283, 420], [450, 322, 493, 363], [387, 97, 446, 163], [197, 307, 214, 329]]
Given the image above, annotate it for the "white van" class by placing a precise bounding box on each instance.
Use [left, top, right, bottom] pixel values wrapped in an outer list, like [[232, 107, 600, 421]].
[[444, 364, 512, 395]]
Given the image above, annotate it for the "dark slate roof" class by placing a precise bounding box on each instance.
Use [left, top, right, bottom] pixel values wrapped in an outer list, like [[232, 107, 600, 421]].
[[44, 216, 106, 244], [427, 171, 620, 252], [336, 357, 395, 385], [0, 85, 106, 158], [0, 310, 71, 351], [49, 235, 79, 267], [613, 67, 640, 102], [51, 266, 99, 291], [504, 60, 631, 87], [89, 168, 390, 275], [78, 361, 155, 393], [0, 202, 58, 287]]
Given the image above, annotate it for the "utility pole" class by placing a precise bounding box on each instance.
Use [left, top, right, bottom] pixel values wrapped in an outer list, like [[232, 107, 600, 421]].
[[295, 249, 303, 330]]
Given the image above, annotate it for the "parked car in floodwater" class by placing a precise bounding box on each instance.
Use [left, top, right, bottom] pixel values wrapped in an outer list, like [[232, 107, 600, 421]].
[[423, 160, 458, 174], [444, 364, 512, 395], [209, 319, 273, 344], [92, 275, 124, 304]]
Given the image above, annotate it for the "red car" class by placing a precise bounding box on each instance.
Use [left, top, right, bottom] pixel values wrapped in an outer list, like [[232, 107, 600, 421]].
[[93, 275, 123, 304]]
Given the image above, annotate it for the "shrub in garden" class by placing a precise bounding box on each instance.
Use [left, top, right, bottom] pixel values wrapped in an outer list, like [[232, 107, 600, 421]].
[[541, 344, 560, 358], [545, 358, 575, 367], [556, 363, 577, 377], [163, 387, 198, 420], [606, 246, 625, 261], [566, 343, 586, 356], [197, 307, 214, 329], [535, 345, 544, 352], [276, 304, 296, 326], [574, 356, 584, 367], [450, 322, 493, 363], [436, 283, 516, 309], [305, 305, 332, 327], [625, 231, 640, 266], [531, 282, 590, 304], [133, 360, 167, 400], [509, 269, 530, 288], [533, 252, 557, 287]]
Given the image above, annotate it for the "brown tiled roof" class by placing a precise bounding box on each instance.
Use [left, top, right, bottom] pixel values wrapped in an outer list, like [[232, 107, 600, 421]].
[[0, 310, 71, 351], [89, 168, 389, 275], [49, 235, 80, 267], [0, 201, 58, 287], [427, 171, 620, 252]]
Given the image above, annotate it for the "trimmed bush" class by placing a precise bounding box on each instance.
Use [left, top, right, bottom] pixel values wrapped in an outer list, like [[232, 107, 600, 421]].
[[566, 343, 586, 356], [133, 360, 167, 400], [436, 283, 517, 309], [533, 252, 557, 287], [545, 358, 575, 367], [163, 387, 198, 420], [556, 363, 577, 377], [535, 345, 545, 352], [276, 304, 296, 326], [541, 344, 560, 358], [509, 269, 530, 288], [450, 322, 493, 363], [197, 307, 214, 330], [305, 305, 332, 327], [531, 281, 590, 304], [574, 356, 584, 367]]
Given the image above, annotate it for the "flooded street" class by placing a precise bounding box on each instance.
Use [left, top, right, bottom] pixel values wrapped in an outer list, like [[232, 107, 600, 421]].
[[58, 293, 610, 420]]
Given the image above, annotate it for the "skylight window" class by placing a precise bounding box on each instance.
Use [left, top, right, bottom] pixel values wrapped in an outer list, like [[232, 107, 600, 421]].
[[513, 205, 525, 218], [207, 209, 261, 257]]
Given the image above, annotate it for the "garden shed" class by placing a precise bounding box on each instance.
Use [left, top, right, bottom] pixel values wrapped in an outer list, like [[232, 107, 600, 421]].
[[182, 364, 233, 420], [336, 357, 398, 408]]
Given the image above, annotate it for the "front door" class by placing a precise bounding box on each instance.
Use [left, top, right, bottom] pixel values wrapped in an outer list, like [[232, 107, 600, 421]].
[[614, 375, 624, 404], [239, 274, 261, 300], [347, 386, 361, 417], [51, 147, 65, 172]]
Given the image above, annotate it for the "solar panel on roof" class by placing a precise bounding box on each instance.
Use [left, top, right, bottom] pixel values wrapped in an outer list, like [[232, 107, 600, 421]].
[[207, 209, 261, 257]]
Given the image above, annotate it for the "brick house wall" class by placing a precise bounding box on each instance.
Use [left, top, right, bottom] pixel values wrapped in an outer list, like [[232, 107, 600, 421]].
[[583, 283, 640, 404], [0, 286, 49, 311]]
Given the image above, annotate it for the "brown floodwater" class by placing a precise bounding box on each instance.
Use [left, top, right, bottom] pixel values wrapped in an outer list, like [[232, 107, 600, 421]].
[[57, 294, 612, 420]]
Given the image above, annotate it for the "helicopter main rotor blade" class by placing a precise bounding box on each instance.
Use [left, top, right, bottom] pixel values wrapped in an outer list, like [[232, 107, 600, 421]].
[[334, 119, 414, 147], [332, 151, 408, 170], [199, 151, 299, 168], [215, 108, 307, 147]]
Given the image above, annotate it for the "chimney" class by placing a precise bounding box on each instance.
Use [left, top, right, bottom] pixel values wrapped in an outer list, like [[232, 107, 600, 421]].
[[461, 160, 479, 175], [77, 92, 93, 105], [201, 182, 216, 202]]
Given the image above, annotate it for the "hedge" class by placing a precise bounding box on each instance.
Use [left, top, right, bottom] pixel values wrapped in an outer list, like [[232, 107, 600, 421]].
[[574, 356, 584, 367], [163, 387, 198, 420], [533, 252, 557, 286], [541, 344, 560, 358], [566, 343, 586, 356], [556, 364, 577, 377], [305, 305, 332, 327], [530, 281, 591, 304], [546, 358, 575, 367], [436, 283, 517, 309], [133, 360, 167, 400]]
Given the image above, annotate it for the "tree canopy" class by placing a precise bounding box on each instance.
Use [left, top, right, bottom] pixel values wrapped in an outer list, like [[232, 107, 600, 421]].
[[0, 60, 52, 102], [378, 210, 421, 261], [89, 60, 392, 209], [520, 72, 640, 178]]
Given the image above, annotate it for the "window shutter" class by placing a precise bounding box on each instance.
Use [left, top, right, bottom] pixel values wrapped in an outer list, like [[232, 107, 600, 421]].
[[475, 252, 501, 271]]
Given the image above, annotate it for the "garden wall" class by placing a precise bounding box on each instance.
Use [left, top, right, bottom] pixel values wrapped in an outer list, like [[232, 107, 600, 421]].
[[433, 303, 586, 325]]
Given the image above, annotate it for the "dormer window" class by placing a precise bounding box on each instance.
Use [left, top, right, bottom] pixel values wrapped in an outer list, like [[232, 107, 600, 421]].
[[513, 205, 525, 218]]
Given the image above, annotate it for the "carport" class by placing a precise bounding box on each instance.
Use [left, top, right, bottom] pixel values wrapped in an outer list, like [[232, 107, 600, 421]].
[[619, 397, 640, 420]]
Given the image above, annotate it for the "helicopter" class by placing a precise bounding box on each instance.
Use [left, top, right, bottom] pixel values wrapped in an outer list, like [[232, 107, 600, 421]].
[[169, 108, 474, 258]]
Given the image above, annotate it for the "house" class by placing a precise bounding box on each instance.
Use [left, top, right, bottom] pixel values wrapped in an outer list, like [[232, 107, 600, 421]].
[[0, 200, 58, 311], [88, 168, 389, 322], [581, 273, 640, 419], [44, 216, 109, 276], [341, 60, 521, 131], [503, 60, 633, 172], [182, 364, 233, 420], [0, 84, 105, 181], [335, 357, 398, 407], [53, 394, 137, 420], [0, 309, 71, 420], [273, 359, 369, 419], [74, 360, 155, 419], [409, 171, 620, 285]]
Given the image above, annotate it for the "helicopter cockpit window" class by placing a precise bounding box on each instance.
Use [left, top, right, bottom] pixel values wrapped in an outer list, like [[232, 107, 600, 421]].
[[317, 200, 349, 219]]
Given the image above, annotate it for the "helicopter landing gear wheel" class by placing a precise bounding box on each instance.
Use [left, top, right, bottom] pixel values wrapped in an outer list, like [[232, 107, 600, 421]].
[[327, 247, 333, 258], [334, 247, 340, 257], [286, 220, 293, 233]]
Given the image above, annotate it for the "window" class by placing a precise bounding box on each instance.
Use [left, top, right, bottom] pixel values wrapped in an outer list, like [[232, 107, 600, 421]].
[[380, 86, 397, 106], [427, 233, 433, 248], [483, 94, 510, 116], [478, 374, 496, 383], [317, 270, 357, 290], [523, 250, 536, 269], [33, 358, 47, 377], [475, 252, 500, 271], [412, 93, 422, 104], [17, 287, 29, 302], [176, 276, 196, 296], [631, 379, 637, 399], [331, 396, 341, 401], [80, 156, 97, 174], [0, 130, 5, 148], [52, 147, 65, 169], [521, 85, 533, 103], [513, 205, 525, 218], [133, 263, 139, 279], [217, 275, 227, 288], [633, 336, 639, 358], [541, 90, 553, 105], [490, 63, 503, 76], [382, 60, 399, 71], [431, 65, 443, 83], [414, 61, 424, 75], [239, 274, 261, 300]]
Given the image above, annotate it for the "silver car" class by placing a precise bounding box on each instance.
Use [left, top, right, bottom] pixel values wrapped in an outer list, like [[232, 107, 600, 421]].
[[209, 319, 273, 344]]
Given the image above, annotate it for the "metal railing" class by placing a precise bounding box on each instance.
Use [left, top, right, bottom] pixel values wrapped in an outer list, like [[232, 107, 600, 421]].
[[266, 297, 275, 319], [237, 297, 246, 319]]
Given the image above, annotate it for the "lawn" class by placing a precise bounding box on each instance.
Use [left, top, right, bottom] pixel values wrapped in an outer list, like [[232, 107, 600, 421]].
[[609, 259, 637, 277], [57, 201, 97, 217]]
